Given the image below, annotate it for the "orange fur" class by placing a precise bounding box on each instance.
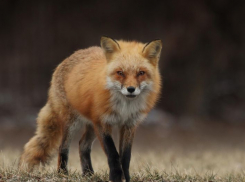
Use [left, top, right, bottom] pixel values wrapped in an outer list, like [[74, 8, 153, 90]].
[[19, 37, 162, 174]]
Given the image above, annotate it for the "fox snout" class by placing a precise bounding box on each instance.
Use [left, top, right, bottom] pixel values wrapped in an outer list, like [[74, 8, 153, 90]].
[[125, 86, 137, 98], [120, 85, 142, 99], [127, 86, 135, 93], [106, 76, 152, 99]]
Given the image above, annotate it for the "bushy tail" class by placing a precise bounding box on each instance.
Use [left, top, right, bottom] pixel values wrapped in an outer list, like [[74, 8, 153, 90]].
[[19, 103, 62, 170]]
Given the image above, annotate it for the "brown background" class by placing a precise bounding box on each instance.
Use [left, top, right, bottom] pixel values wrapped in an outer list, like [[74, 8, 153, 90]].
[[0, 0, 245, 128]]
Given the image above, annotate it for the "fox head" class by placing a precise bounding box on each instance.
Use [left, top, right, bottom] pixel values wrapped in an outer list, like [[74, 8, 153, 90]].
[[101, 36, 162, 99]]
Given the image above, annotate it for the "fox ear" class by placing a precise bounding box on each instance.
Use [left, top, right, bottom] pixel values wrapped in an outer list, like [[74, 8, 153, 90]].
[[101, 36, 120, 60], [142, 39, 162, 65]]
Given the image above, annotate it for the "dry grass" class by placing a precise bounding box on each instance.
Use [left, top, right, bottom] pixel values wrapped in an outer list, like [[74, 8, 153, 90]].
[[1, 121, 245, 181]]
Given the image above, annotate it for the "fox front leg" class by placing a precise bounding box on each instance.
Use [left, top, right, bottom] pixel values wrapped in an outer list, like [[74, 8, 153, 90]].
[[119, 125, 136, 182], [95, 124, 124, 182]]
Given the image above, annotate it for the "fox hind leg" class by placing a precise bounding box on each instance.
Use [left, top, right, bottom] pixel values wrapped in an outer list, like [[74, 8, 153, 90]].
[[57, 116, 82, 174], [79, 124, 96, 176]]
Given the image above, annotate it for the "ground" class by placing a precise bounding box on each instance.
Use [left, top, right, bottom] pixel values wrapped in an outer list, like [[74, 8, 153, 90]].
[[1, 120, 245, 181]]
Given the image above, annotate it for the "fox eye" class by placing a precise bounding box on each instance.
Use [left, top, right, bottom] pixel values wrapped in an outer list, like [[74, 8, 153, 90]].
[[117, 71, 124, 76], [138, 71, 145, 76]]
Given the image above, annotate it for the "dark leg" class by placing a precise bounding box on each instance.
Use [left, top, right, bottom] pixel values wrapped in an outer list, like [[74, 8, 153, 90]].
[[79, 124, 96, 176], [58, 122, 78, 174], [119, 125, 135, 182], [94, 124, 124, 182]]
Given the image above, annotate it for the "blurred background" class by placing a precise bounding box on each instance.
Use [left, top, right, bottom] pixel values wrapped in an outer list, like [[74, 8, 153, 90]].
[[0, 0, 245, 149]]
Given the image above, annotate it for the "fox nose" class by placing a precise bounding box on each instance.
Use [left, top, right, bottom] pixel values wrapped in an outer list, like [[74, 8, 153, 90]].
[[127, 86, 135, 93]]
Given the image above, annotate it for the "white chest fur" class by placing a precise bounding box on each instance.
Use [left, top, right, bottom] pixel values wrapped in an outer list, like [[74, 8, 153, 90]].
[[101, 91, 148, 126]]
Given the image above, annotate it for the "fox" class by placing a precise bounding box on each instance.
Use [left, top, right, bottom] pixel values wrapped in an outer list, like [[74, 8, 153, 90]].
[[19, 36, 162, 182]]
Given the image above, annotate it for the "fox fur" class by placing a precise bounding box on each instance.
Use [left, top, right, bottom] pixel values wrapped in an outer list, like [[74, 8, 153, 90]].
[[19, 37, 162, 182]]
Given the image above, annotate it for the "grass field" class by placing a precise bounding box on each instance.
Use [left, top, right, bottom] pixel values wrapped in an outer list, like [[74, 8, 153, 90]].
[[1, 121, 245, 181]]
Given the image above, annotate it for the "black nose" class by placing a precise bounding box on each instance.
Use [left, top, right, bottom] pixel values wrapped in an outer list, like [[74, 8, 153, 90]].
[[127, 86, 135, 93]]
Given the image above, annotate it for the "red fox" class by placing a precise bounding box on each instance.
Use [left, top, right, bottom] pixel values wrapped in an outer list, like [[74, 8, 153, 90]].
[[19, 37, 162, 182]]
